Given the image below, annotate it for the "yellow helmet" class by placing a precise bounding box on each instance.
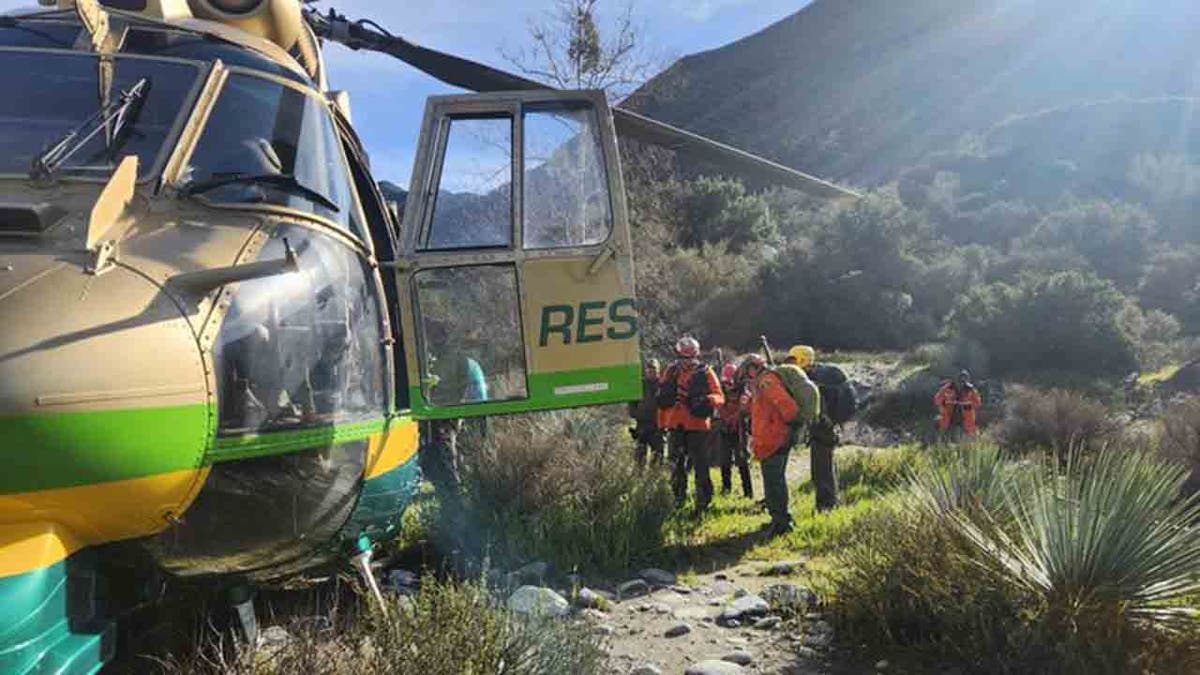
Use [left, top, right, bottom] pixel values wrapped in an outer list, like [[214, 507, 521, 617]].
[[788, 345, 815, 368]]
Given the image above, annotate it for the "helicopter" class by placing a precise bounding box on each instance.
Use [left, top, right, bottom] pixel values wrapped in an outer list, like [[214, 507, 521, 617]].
[[0, 0, 854, 672]]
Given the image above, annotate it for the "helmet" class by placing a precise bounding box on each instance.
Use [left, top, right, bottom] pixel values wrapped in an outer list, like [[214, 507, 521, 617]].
[[674, 336, 700, 359], [646, 358, 661, 369], [788, 345, 816, 368], [720, 363, 738, 384], [742, 354, 767, 370]]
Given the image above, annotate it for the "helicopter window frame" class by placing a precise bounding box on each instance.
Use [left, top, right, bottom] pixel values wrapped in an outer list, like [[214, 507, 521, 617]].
[[417, 110, 518, 253], [0, 46, 208, 185], [173, 65, 373, 244]]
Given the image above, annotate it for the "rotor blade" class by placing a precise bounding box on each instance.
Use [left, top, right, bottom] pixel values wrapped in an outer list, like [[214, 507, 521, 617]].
[[613, 108, 859, 199], [308, 10, 857, 199]]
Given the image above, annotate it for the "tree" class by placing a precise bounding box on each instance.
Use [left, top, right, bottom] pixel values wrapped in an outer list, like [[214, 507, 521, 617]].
[[502, 0, 656, 101], [677, 176, 776, 251]]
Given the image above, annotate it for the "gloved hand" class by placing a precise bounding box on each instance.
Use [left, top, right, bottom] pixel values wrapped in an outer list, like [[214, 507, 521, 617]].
[[628, 426, 639, 441]]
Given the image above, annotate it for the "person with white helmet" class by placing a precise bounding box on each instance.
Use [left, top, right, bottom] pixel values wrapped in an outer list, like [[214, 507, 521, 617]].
[[657, 336, 725, 516]]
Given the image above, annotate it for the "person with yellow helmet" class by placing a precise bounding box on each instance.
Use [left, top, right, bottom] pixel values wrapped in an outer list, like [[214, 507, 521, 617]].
[[785, 345, 858, 512]]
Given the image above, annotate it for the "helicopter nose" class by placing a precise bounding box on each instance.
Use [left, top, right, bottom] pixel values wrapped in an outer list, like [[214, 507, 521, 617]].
[[0, 250, 212, 553]]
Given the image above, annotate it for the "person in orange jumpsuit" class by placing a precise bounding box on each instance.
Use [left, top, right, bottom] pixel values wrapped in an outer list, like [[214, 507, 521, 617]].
[[743, 355, 802, 536], [934, 369, 983, 439], [659, 337, 724, 516]]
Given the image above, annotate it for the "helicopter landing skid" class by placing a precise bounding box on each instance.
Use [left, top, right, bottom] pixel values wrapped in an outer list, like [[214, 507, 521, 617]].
[[351, 548, 389, 618]]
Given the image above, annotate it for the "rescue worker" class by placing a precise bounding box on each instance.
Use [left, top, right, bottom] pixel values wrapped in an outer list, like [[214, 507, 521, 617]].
[[744, 354, 814, 536], [935, 369, 983, 439], [717, 362, 753, 498], [628, 359, 665, 467], [788, 345, 852, 512], [659, 337, 724, 517]]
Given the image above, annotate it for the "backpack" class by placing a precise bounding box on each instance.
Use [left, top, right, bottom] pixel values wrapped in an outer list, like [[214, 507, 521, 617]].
[[808, 363, 858, 425], [773, 364, 819, 424], [656, 364, 679, 409], [685, 366, 716, 418]]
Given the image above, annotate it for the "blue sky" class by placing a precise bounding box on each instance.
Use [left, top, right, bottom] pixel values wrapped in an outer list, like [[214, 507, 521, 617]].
[[5, 0, 810, 185]]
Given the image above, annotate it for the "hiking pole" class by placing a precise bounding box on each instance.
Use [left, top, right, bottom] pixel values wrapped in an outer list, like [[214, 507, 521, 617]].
[[759, 335, 776, 366]]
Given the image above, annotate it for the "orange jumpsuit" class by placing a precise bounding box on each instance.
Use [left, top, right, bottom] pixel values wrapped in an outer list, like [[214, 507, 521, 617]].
[[934, 382, 983, 435]]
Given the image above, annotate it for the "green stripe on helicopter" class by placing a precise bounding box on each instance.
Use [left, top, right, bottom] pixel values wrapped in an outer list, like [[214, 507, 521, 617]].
[[209, 418, 387, 462], [0, 404, 210, 494]]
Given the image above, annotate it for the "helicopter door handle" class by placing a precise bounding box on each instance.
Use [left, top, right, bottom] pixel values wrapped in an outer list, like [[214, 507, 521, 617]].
[[587, 246, 615, 276]]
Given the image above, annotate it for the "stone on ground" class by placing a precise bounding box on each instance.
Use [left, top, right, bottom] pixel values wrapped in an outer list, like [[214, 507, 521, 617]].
[[630, 665, 663, 675], [753, 616, 781, 630], [664, 622, 692, 638], [718, 593, 769, 623], [684, 659, 745, 675], [507, 585, 569, 617], [759, 560, 805, 576], [761, 583, 816, 614], [639, 568, 677, 586], [721, 649, 754, 666], [618, 578, 650, 599], [575, 587, 608, 610]]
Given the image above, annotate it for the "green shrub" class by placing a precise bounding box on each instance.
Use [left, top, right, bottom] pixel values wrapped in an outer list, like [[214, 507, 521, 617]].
[[861, 369, 943, 433], [153, 578, 606, 675], [1160, 396, 1200, 498], [436, 408, 675, 575], [998, 386, 1116, 458], [947, 270, 1140, 379]]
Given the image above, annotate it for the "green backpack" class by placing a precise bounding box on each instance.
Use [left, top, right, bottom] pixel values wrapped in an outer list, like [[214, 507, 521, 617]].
[[773, 364, 820, 424]]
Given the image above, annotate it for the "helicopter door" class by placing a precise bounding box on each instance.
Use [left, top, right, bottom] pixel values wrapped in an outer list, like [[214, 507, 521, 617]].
[[393, 90, 641, 419]]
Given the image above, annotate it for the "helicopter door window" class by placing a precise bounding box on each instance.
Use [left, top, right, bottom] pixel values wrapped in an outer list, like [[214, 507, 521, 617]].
[[414, 265, 527, 405], [523, 103, 612, 249], [421, 115, 513, 251]]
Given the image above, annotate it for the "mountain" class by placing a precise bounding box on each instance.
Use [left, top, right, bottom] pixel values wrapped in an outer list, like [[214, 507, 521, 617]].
[[625, 0, 1200, 187]]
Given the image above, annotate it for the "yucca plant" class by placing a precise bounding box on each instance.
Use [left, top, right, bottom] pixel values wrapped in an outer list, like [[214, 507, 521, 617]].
[[906, 441, 1015, 518], [945, 447, 1200, 627]]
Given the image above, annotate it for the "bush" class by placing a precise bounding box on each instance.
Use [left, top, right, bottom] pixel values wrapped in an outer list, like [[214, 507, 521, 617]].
[[678, 175, 777, 251], [835, 442, 1200, 673], [947, 270, 1140, 379], [436, 408, 675, 575], [861, 370, 943, 434], [154, 578, 606, 675], [1161, 397, 1200, 498], [998, 386, 1117, 458]]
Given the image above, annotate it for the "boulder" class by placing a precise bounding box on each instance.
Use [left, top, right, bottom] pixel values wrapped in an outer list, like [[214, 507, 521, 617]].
[[630, 666, 662, 675], [721, 650, 754, 666], [718, 594, 769, 623], [575, 587, 608, 610], [638, 568, 677, 586], [617, 578, 650, 599], [507, 586, 569, 617]]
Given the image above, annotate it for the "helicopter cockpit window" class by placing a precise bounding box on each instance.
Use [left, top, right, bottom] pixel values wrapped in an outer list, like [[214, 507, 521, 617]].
[[523, 104, 612, 249], [184, 73, 365, 237], [422, 115, 513, 250], [213, 225, 386, 436], [0, 50, 200, 179]]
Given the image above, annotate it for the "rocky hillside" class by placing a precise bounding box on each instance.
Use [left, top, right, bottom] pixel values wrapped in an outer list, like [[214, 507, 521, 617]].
[[625, 0, 1200, 186]]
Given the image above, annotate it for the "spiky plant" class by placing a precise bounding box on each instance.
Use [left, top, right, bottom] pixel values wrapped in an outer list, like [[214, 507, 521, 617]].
[[906, 441, 1015, 518], [945, 447, 1200, 627]]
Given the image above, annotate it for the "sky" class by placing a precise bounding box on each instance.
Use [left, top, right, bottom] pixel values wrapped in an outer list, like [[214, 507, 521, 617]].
[[3, 0, 810, 185]]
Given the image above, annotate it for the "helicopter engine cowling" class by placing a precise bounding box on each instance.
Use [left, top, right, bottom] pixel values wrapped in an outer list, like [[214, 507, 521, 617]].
[[187, 0, 302, 52]]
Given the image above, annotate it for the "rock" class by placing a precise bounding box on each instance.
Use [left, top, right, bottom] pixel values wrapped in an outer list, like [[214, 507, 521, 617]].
[[808, 620, 834, 637], [581, 608, 607, 622], [637, 603, 652, 612], [718, 594, 769, 623], [664, 622, 692, 638], [753, 616, 781, 630], [724, 619, 741, 628], [630, 666, 662, 675], [722, 650, 754, 666], [617, 578, 650, 599], [759, 560, 805, 576], [507, 586, 569, 617], [761, 584, 816, 614], [256, 625, 294, 653], [707, 598, 723, 606], [672, 585, 694, 594], [802, 632, 833, 648], [652, 602, 673, 615], [796, 646, 820, 659], [876, 660, 889, 670], [732, 588, 748, 599], [684, 659, 745, 675], [804, 612, 824, 621], [386, 569, 420, 591], [639, 568, 677, 586], [596, 624, 615, 636], [575, 587, 608, 610], [714, 573, 730, 581]]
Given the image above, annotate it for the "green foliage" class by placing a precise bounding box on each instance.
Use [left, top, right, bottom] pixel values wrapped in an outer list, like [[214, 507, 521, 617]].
[[678, 175, 777, 251], [1020, 200, 1157, 289], [861, 369, 943, 433], [1160, 396, 1200, 498], [156, 578, 607, 675], [948, 271, 1140, 379], [1139, 245, 1200, 333], [436, 409, 675, 575]]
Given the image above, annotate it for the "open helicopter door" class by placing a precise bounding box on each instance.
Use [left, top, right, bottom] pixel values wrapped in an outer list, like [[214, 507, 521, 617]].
[[393, 90, 641, 419]]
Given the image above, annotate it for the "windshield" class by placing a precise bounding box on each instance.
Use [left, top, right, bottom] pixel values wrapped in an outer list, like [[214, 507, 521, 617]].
[[183, 73, 364, 236], [0, 49, 199, 179]]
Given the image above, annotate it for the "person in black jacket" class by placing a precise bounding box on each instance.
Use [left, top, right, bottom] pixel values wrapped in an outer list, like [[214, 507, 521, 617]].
[[628, 359, 665, 467]]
